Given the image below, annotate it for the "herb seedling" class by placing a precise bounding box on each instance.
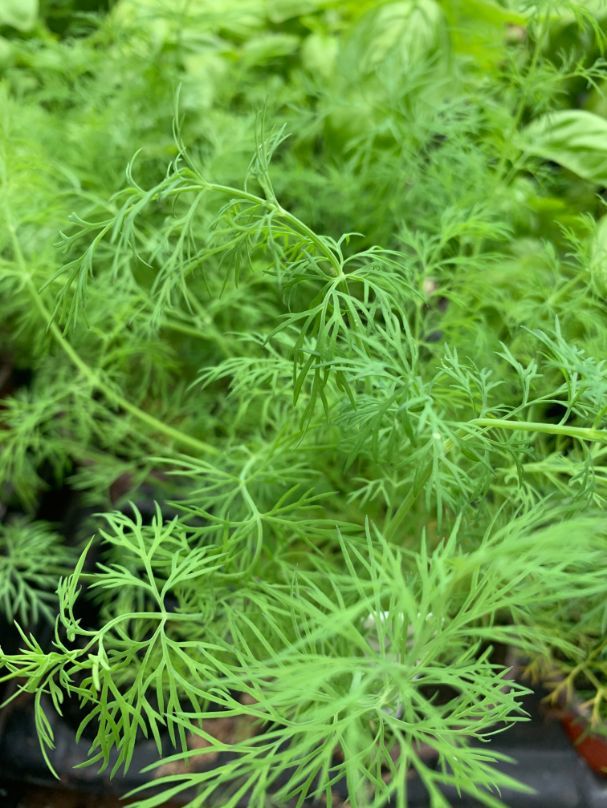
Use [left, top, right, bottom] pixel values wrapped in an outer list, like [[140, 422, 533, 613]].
[[1, 1, 607, 806]]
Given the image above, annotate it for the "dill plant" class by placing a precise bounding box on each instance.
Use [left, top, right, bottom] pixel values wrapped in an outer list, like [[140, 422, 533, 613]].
[[1, 1, 607, 806]]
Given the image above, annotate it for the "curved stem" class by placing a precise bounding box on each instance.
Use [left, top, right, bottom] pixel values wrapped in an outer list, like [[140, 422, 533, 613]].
[[179, 172, 342, 277], [6, 218, 218, 459]]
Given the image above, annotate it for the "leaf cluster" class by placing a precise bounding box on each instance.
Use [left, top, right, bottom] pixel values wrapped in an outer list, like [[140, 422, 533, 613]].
[[1, 1, 607, 806]]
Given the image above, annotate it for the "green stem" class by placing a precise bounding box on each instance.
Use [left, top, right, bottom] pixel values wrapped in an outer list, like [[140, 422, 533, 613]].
[[386, 411, 607, 541], [178, 173, 342, 277], [81, 610, 209, 649], [473, 417, 607, 443], [220, 186, 341, 276], [161, 317, 208, 340], [7, 220, 218, 459]]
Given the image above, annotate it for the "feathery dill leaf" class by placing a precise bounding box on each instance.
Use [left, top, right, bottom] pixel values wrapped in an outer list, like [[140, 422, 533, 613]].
[[1, 1, 607, 806]]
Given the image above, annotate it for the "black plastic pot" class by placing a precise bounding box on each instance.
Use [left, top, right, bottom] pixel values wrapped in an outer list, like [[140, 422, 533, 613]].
[[0, 692, 174, 799]]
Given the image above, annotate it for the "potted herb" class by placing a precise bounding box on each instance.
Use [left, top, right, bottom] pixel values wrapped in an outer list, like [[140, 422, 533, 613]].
[[1, 1, 607, 806]]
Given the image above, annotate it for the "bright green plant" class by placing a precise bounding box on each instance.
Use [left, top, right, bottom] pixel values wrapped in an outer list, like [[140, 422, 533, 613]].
[[0, 518, 74, 624], [1, 1, 607, 806]]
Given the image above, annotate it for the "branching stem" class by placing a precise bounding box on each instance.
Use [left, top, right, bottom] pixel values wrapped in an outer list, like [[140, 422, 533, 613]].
[[176, 171, 342, 277], [5, 216, 218, 459]]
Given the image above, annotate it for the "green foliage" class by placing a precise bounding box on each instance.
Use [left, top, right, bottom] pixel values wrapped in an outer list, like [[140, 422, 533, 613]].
[[1, 0, 607, 805], [0, 518, 73, 624]]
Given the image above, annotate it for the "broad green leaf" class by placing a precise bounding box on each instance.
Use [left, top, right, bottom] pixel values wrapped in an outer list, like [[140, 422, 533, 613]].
[[0, 0, 38, 31], [441, 0, 527, 69], [327, 0, 448, 145], [518, 111, 607, 185], [522, 0, 607, 24], [342, 0, 448, 76]]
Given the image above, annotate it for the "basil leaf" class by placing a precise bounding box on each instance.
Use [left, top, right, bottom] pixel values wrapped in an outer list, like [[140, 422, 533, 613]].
[[519, 110, 607, 185]]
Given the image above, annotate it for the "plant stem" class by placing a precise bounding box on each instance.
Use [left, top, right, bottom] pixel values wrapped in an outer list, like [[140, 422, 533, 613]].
[[385, 412, 607, 542], [6, 218, 218, 459], [182, 172, 342, 277], [473, 417, 607, 443]]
